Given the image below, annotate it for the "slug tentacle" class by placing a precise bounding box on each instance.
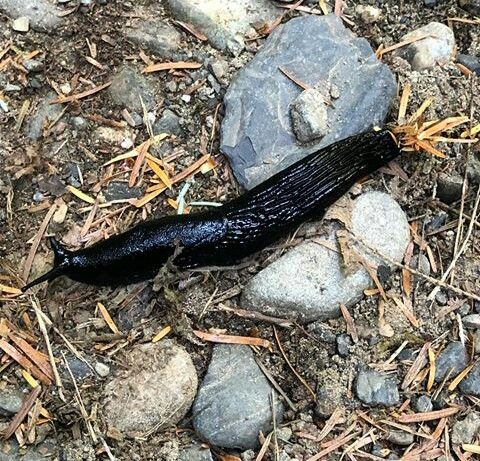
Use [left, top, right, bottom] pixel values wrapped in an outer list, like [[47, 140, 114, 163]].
[[22, 129, 400, 291]]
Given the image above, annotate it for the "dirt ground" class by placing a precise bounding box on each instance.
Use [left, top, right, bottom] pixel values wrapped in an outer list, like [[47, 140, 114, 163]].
[[1, 0, 480, 460]]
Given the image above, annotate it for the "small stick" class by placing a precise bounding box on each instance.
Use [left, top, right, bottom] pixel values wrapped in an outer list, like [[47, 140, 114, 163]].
[[428, 184, 480, 300], [31, 298, 65, 402], [255, 356, 296, 412], [273, 326, 316, 400], [3, 385, 42, 440], [22, 204, 57, 283]]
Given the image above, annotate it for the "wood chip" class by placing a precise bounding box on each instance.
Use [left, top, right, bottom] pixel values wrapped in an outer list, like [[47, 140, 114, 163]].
[[8, 332, 54, 381], [0, 284, 22, 295], [193, 330, 272, 349], [143, 61, 201, 74], [50, 81, 111, 104], [463, 444, 480, 455]]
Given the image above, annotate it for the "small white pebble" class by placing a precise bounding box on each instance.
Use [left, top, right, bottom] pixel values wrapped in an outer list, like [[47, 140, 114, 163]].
[[121, 138, 134, 149], [60, 82, 72, 95], [95, 362, 110, 377], [0, 99, 9, 113], [12, 16, 29, 32], [181, 94, 191, 103]]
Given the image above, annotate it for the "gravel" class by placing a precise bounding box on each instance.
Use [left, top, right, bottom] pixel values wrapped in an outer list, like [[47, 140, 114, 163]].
[[192, 344, 284, 450], [108, 66, 156, 112], [436, 173, 463, 203], [0, 387, 24, 416], [434, 342, 469, 383], [355, 368, 400, 407], [178, 444, 214, 461], [103, 341, 197, 437], [25, 92, 64, 140], [462, 314, 480, 329], [220, 14, 396, 189], [123, 20, 182, 58], [459, 362, 480, 397], [451, 412, 480, 444], [414, 395, 433, 413]]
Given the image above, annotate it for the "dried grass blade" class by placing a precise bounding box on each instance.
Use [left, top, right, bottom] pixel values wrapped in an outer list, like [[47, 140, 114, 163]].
[[152, 325, 171, 343], [408, 97, 433, 124], [147, 159, 172, 188], [398, 84, 411, 123], [273, 326, 316, 400], [340, 304, 358, 343], [448, 363, 475, 391], [427, 346, 435, 391]]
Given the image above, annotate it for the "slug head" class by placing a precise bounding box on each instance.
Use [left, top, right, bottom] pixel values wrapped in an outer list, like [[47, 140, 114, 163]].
[[21, 237, 72, 292]]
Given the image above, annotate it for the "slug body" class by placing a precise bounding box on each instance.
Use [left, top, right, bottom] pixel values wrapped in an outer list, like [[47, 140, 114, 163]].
[[22, 130, 400, 291]]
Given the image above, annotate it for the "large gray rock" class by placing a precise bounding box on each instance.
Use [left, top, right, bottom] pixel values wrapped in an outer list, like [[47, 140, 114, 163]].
[[241, 192, 410, 322], [192, 345, 283, 450], [103, 341, 197, 437], [124, 20, 182, 58], [26, 92, 64, 140], [220, 15, 396, 189], [167, 0, 279, 54], [355, 368, 400, 407], [0, 0, 63, 32]]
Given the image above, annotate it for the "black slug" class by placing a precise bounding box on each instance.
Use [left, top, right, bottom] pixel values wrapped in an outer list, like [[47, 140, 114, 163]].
[[22, 130, 400, 291]]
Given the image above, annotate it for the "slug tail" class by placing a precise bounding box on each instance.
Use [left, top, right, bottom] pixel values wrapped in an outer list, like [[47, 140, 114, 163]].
[[21, 238, 71, 292]]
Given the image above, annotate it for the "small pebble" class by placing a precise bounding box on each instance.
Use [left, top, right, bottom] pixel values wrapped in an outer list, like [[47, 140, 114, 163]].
[[95, 362, 110, 377], [23, 59, 44, 73], [33, 191, 44, 202], [386, 430, 414, 446], [435, 290, 448, 305], [462, 314, 480, 329], [336, 334, 353, 357], [415, 395, 433, 413], [12, 16, 29, 32], [457, 54, 480, 75], [181, 94, 191, 103]]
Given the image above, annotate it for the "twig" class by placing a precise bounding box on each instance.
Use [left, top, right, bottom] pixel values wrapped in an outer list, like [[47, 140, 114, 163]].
[[347, 229, 480, 302], [255, 356, 296, 412], [428, 184, 480, 300], [273, 326, 316, 400], [3, 385, 42, 440], [62, 352, 97, 443], [31, 298, 65, 402], [22, 204, 57, 283]]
